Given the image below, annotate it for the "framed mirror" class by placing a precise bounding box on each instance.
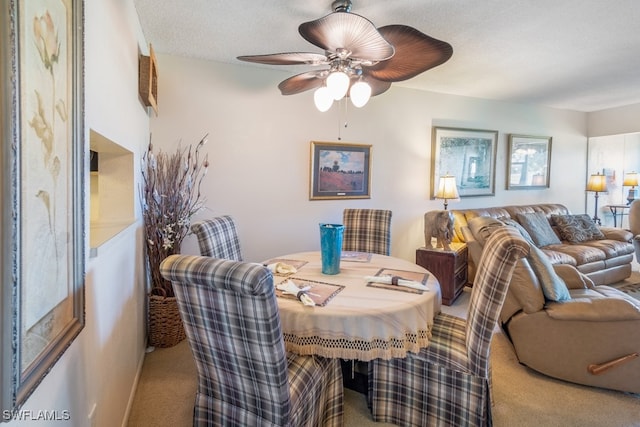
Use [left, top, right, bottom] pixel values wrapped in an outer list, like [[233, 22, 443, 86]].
[[1, 0, 85, 414], [507, 134, 552, 189]]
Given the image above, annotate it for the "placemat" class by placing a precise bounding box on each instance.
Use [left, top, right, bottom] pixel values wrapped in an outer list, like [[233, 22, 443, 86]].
[[366, 268, 429, 294], [275, 277, 344, 307], [341, 251, 373, 262], [262, 258, 308, 276]]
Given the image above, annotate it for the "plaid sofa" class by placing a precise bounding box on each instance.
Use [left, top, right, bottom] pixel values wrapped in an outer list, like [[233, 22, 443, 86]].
[[342, 209, 392, 255], [368, 226, 529, 426], [160, 255, 343, 426], [191, 215, 244, 261]]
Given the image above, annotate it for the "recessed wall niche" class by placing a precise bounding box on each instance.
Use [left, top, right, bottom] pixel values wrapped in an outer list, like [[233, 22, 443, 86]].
[[89, 129, 135, 254]]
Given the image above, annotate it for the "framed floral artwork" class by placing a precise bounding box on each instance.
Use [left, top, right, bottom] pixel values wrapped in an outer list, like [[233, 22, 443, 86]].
[[1, 0, 85, 412], [309, 141, 372, 200]]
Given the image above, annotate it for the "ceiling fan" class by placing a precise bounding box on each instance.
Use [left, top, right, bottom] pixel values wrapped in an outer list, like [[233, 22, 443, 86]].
[[237, 0, 453, 111]]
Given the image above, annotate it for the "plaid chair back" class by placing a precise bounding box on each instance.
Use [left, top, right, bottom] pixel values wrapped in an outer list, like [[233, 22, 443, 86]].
[[367, 226, 528, 426], [160, 255, 292, 425], [342, 209, 392, 255], [466, 226, 530, 377], [160, 255, 343, 427], [191, 215, 243, 260]]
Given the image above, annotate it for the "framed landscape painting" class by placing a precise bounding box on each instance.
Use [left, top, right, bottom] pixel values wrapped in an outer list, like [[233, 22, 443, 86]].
[[431, 126, 498, 198], [507, 134, 552, 189], [309, 141, 371, 200]]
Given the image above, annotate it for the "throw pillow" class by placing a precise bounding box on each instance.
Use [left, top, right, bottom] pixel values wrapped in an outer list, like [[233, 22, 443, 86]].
[[551, 214, 590, 242], [499, 217, 534, 244], [527, 244, 571, 302], [516, 212, 562, 247], [467, 216, 505, 246], [551, 214, 605, 243]]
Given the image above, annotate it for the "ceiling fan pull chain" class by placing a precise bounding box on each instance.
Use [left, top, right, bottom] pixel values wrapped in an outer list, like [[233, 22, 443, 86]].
[[336, 97, 349, 140]]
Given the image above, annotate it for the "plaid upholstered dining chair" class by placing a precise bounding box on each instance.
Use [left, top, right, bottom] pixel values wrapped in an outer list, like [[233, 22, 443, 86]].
[[367, 226, 529, 427], [160, 255, 344, 426], [342, 208, 393, 255], [191, 215, 243, 261]]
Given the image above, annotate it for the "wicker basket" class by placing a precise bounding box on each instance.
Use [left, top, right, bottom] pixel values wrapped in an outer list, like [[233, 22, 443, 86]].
[[148, 293, 186, 348]]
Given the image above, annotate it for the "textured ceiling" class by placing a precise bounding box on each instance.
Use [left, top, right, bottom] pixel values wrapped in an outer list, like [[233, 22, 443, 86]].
[[132, 0, 640, 112]]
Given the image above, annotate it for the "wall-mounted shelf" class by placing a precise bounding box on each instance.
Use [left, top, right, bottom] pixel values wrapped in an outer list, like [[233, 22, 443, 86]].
[[139, 44, 158, 115]]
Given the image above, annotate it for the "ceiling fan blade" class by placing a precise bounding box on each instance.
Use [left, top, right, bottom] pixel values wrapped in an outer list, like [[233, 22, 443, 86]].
[[278, 71, 328, 95], [367, 25, 453, 82], [237, 52, 329, 66], [360, 75, 392, 97], [299, 12, 394, 62]]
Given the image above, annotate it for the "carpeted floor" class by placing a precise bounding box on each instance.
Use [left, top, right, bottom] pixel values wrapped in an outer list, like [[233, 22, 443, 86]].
[[610, 277, 640, 296], [127, 271, 640, 427]]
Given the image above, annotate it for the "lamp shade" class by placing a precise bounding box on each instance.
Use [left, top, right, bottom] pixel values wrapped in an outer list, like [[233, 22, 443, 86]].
[[586, 172, 607, 192], [623, 172, 638, 187], [435, 175, 459, 200]]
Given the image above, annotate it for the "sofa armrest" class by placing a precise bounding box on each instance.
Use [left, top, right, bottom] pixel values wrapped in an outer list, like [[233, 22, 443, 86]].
[[552, 264, 594, 290], [600, 227, 633, 242], [546, 298, 640, 321]]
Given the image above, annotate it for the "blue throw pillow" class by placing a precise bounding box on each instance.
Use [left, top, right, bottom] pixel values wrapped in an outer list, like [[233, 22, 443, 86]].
[[516, 212, 562, 247], [527, 244, 571, 302]]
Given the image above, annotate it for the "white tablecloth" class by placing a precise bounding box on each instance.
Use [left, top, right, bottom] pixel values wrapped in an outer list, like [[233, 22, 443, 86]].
[[266, 251, 442, 361]]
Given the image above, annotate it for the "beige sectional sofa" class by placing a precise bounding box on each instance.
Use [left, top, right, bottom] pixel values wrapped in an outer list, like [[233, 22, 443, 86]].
[[464, 214, 640, 394], [451, 203, 635, 285]]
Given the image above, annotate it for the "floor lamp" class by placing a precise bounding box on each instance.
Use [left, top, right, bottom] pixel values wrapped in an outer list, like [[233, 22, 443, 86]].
[[435, 174, 459, 210], [586, 172, 607, 225], [623, 172, 638, 205]]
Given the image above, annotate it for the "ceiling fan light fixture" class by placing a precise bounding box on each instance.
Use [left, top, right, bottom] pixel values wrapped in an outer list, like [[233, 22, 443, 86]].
[[314, 86, 333, 112], [326, 70, 350, 100], [237, 0, 453, 112], [350, 80, 371, 107]]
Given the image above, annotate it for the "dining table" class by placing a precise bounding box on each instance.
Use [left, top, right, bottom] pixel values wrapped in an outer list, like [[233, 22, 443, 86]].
[[263, 251, 442, 361]]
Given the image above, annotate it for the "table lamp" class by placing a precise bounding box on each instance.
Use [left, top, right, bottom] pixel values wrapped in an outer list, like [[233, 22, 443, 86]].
[[623, 172, 638, 205], [435, 174, 459, 210], [586, 172, 608, 225]]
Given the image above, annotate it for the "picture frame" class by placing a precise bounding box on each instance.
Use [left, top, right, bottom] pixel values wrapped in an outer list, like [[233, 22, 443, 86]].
[[1, 0, 85, 413], [506, 134, 552, 189], [309, 141, 371, 200], [431, 126, 498, 198]]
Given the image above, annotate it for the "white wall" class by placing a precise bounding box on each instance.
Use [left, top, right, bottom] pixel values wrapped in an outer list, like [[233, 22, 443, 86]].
[[150, 55, 588, 263], [5, 0, 149, 426], [588, 102, 640, 137], [10, 1, 640, 425]]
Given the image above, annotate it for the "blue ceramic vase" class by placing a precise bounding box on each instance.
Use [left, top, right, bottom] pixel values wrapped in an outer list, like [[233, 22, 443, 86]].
[[319, 223, 345, 275]]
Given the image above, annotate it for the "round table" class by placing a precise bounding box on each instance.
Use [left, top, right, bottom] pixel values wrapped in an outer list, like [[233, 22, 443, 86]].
[[265, 251, 442, 361]]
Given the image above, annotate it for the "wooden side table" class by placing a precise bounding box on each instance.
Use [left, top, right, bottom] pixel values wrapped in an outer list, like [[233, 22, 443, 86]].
[[416, 243, 468, 306]]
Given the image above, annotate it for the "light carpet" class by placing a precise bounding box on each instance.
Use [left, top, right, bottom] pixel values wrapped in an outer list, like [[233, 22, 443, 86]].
[[127, 272, 640, 427]]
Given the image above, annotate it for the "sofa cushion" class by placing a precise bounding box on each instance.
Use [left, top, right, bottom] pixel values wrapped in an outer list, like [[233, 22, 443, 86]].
[[527, 244, 571, 302], [546, 289, 640, 321], [540, 248, 578, 266], [510, 258, 545, 314], [551, 214, 605, 243], [543, 243, 606, 264], [516, 212, 562, 247], [579, 239, 636, 258]]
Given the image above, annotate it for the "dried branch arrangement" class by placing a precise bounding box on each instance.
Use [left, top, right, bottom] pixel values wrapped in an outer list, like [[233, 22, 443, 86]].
[[141, 134, 209, 297]]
